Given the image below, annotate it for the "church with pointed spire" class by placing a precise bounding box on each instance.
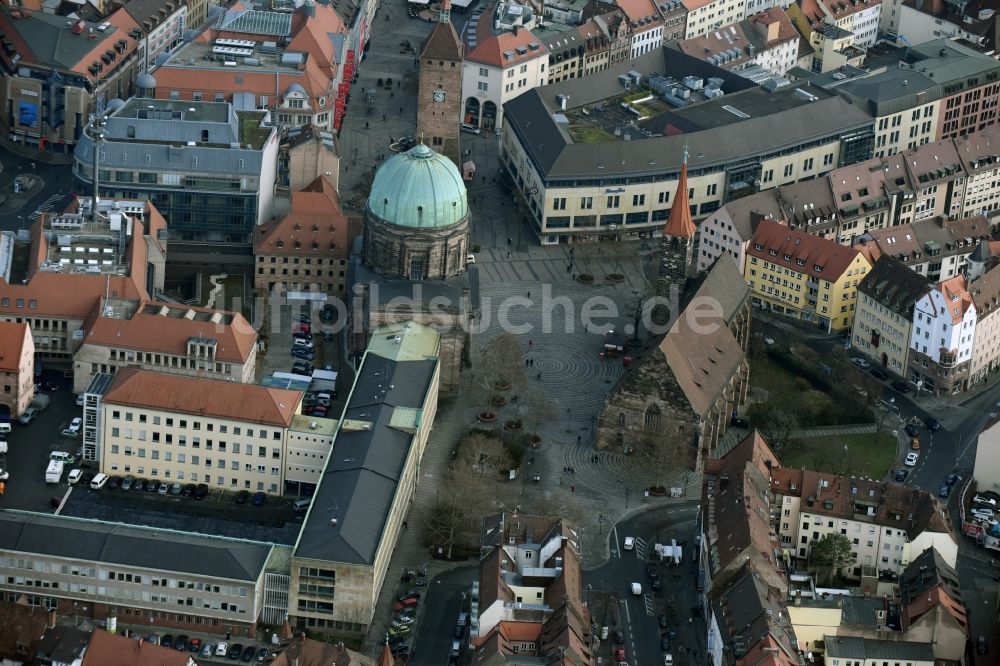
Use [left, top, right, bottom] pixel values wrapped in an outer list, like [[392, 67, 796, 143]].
[[416, 0, 465, 166], [595, 147, 752, 474]]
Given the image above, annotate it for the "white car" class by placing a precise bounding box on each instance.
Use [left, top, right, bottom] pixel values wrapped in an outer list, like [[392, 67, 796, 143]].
[[67, 468, 82, 485], [62, 417, 82, 437], [973, 494, 998, 507], [215, 642, 229, 657], [75, 394, 85, 407], [630, 582, 642, 596], [972, 509, 995, 521], [623, 537, 635, 551], [850, 357, 871, 369], [0, 468, 8, 481], [904, 452, 919, 467], [466, 254, 476, 265], [664, 655, 674, 666], [0, 440, 6, 455], [763, 336, 775, 345]]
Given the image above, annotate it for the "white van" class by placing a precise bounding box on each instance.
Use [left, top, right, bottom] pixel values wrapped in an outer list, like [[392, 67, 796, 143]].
[[450, 640, 461, 657], [45, 460, 64, 484], [90, 473, 109, 490], [67, 468, 83, 485]]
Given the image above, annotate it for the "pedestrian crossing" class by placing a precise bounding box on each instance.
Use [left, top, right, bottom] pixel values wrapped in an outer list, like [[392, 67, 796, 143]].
[[27, 193, 63, 219]]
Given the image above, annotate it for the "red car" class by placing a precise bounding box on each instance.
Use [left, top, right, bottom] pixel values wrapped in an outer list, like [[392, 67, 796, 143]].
[[615, 648, 626, 662], [392, 598, 419, 611], [293, 324, 311, 334]]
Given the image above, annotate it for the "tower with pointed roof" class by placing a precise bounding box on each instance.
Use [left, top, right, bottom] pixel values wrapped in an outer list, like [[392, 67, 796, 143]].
[[417, 0, 465, 166], [656, 146, 696, 302]]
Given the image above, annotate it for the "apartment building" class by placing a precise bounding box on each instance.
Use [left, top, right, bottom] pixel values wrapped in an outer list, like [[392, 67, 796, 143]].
[[289, 321, 441, 635], [73, 98, 278, 253], [618, 0, 665, 58], [0, 511, 273, 638], [969, 262, 1000, 384], [122, 0, 187, 66], [150, 4, 349, 133], [0, 322, 35, 418], [99, 369, 309, 493], [745, 220, 872, 332], [501, 49, 874, 244], [0, 6, 143, 154], [0, 197, 164, 362], [462, 18, 548, 131], [589, 9, 633, 67], [254, 177, 350, 297], [851, 256, 929, 376], [673, 7, 799, 77], [471, 513, 590, 662], [73, 300, 258, 394], [770, 467, 956, 575], [860, 216, 992, 283], [908, 275, 976, 395], [825, 637, 935, 666], [682, 0, 746, 38]]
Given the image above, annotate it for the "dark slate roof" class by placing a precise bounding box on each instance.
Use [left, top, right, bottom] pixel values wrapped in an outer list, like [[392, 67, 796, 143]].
[[857, 255, 930, 318], [294, 355, 437, 565], [825, 636, 935, 662], [0, 510, 271, 581], [900, 546, 963, 605], [503, 49, 872, 180]]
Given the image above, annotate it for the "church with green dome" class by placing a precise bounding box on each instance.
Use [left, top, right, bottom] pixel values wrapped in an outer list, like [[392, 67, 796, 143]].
[[363, 143, 471, 280]]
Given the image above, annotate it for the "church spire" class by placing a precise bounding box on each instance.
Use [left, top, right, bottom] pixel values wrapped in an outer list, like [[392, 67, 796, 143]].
[[664, 142, 695, 239], [439, 0, 451, 23]]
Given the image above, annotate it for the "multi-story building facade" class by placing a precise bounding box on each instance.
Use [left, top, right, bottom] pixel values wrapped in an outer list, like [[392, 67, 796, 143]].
[[462, 17, 548, 131], [501, 51, 874, 244], [969, 263, 1000, 385], [682, 0, 746, 38], [745, 220, 872, 332], [0, 322, 35, 418], [908, 275, 976, 395], [618, 0, 665, 58], [0, 511, 273, 638], [73, 301, 258, 394], [851, 256, 928, 376], [861, 216, 992, 283], [770, 466, 956, 575], [289, 322, 441, 635], [150, 4, 349, 134], [254, 177, 350, 297], [0, 6, 143, 154], [99, 369, 316, 493], [123, 0, 187, 66], [674, 7, 799, 77], [73, 98, 279, 254]]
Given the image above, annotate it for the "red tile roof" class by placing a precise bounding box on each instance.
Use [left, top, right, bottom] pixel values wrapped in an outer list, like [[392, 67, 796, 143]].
[[0, 322, 31, 373], [103, 368, 302, 426], [929, 275, 974, 324], [255, 177, 349, 258], [81, 630, 193, 666], [616, 0, 663, 31], [748, 219, 864, 281], [466, 10, 547, 67]]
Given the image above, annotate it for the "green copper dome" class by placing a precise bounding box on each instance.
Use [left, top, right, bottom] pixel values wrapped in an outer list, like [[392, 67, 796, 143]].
[[367, 143, 469, 229]]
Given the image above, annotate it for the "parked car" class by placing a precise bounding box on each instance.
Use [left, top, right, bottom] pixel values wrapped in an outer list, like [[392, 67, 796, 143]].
[[201, 642, 215, 658], [944, 474, 960, 486], [615, 648, 626, 662], [62, 417, 82, 436], [612, 629, 625, 644], [158, 482, 170, 495], [661, 636, 671, 651], [938, 484, 951, 498], [174, 635, 188, 650], [870, 367, 889, 381], [850, 357, 871, 369], [977, 636, 989, 655], [973, 494, 998, 507], [623, 536, 635, 550], [924, 417, 941, 431], [241, 645, 256, 662], [256, 647, 269, 662], [161, 635, 174, 649], [235, 490, 250, 504], [292, 331, 312, 341], [227, 643, 243, 659], [41, 380, 61, 391], [894, 469, 909, 482], [294, 314, 311, 324], [146, 479, 160, 492], [251, 492, 266, 506], [659, 614, 669, 629], [108, 476, 122, 490], [67, 468, 82, 485], [292, 362, 313, 375], [891, 380, 912, 393], [215, 641, 229, 657], [180, 483, 196, 497], [193, 483, 209, 500], [75, 394, 85, 406], [291, 348, 315, 361], [121, 474, 136, 491], [730, 416, 749, 428], [168, 483, 182, 495], [904, 452, 919, 466], [188, 638, 201, 652], [630, 582, 642, 595], [904, 424, 919, 438]]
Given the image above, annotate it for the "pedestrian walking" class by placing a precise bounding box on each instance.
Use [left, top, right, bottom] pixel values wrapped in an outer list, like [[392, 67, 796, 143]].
[[507, 237, 512, 246], [572, 274, 575, 280], [577, 435, 581, 444], [507, 250, 511, 258], [567, 264, 571, 273], [365, 121, 369, 129], [382, 114, 387, 121], [399, 106, 403, 114], [390, 91, 394, 98], [528, 339, 533, 347], [527, 291, 531, 299], [537, 371, 542, 380]]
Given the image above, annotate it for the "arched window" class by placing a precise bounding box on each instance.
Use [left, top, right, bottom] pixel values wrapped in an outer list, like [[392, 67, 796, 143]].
[[618, 412, 625, 426], [644, 404, 661, 430]]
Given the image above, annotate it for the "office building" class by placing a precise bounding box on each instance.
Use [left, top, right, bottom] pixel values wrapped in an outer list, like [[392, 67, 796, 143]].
[[500, 48, 874, 244], [289, 322, 441, 634], [73, 98, 278, 255]]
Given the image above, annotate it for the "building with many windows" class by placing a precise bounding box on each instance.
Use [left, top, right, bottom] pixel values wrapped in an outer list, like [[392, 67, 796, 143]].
[[98, 369, 311, 493], [462, 15, 548, 131], [673, 7, 800, 78], [851, 256, 929, 376], [908, 275, 977, 395], [0, 511, 274, 638], [969, 261, 1000, 385], [745, 220, 872, 332], [289, 321, 441, 635], [0, 322, 35, 418], [500, 48, 874, 244], [73, 98, 278, 255], [254, 177, 350, 297], [681, 0, 746, 38]]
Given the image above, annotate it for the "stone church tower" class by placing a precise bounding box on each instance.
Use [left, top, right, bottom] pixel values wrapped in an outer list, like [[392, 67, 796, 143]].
[[656, 146, 696, 304], [417, 0, 464, 166]]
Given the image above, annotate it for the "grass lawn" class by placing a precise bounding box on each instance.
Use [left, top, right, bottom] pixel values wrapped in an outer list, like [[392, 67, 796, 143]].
[[568, 123, 617, 143], [199, 273, 251, 319], [750, 357, 802, 395], [781, 432, 896, 480]]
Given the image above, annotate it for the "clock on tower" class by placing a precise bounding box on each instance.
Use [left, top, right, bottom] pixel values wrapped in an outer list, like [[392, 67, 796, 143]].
[[433, 90, 446, 103]]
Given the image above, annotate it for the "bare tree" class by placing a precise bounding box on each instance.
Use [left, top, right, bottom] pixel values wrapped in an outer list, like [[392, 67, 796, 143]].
[[750, 402, 800, 453], [480, 333, 527, 403], [461, 431, 513, 478], [525, 395, 555, 442], [630, 421, 696, 492], [422, 465, 491, 560]]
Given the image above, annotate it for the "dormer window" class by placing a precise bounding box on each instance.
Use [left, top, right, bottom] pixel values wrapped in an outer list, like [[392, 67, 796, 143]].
[[277, 240, 284, 248], [769, 249, 778, 256], [754, 243, 763, 251], [814, 265, 823, 272]]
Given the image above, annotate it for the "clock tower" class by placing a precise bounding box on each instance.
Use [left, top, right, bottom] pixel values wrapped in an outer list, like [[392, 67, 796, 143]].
[[417, 0, 464, 166]]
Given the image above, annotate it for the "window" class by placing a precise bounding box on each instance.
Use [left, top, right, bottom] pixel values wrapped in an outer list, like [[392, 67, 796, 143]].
[[606, 195, 620, 208], [633, 194, 645, 206], [552, 197, 567, 210], [783, 164, 793, 178], [479, 67, 488, 76], [478, 82, 488, 92], [580, 196, 593, 209]]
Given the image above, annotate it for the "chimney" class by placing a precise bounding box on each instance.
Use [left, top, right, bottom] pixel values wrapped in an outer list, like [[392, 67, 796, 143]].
[[513, 24, 519, 36]]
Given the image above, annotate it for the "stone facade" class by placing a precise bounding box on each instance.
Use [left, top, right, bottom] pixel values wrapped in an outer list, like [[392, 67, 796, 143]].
[[0, 322, 35, 418], [417, 5, 465, 166], [363, 215, 470, 281]]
